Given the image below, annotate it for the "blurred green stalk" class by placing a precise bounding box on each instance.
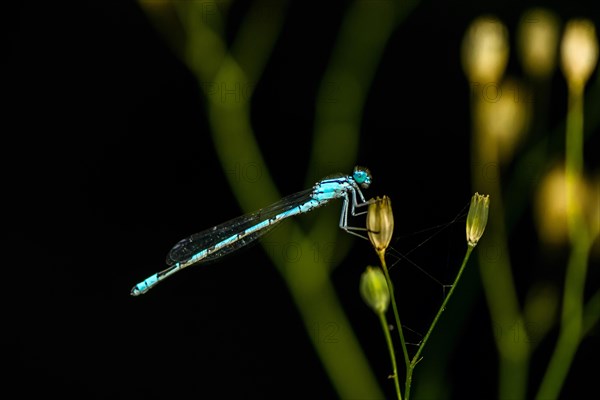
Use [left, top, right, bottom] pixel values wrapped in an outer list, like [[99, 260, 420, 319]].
[[470, 100, 530, 400], [535, 83, 593, 400]]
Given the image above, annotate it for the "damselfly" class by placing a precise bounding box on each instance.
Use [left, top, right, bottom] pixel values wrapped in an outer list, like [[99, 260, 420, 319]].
[[130, 166, 373, 296]]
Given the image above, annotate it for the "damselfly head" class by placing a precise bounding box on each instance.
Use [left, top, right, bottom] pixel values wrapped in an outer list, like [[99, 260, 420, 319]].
[[353, 166, 372, 189]]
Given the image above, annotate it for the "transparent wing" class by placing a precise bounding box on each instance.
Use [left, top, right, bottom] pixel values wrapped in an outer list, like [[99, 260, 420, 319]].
[[166, 188, 315, 265]]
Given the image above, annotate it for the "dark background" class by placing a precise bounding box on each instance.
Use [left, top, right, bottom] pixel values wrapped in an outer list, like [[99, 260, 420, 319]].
[[6, 1, 599, 399]]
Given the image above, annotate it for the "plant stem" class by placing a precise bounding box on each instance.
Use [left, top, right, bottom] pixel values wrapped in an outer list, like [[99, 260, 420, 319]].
[[404, 245, 474, 399], [535, 236, 590, 399], [378, 310, 403, 400], [379, 252, 410, 369], [535, 82, 592, 400]]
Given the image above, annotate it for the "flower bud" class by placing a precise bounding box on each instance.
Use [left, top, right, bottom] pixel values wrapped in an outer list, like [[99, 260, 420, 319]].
[[367, 196, 394, 255], [466, 193, 490, 247], [561, 19, 599, 90], [462, 16, 510, 83], [517, 8, 560, 79], [360, 266, 390, 314], [474, 78, 531, 164], [534, 165, 570, 246], [535, 165, 600, 246]]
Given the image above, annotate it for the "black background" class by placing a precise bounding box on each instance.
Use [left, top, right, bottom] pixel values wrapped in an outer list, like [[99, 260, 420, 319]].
[[7, 1, 599, 399]]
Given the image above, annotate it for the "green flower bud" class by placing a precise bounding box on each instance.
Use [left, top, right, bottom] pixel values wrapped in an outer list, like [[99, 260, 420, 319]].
[[466, 192, 490, 247], [360, 266, 390, 314]]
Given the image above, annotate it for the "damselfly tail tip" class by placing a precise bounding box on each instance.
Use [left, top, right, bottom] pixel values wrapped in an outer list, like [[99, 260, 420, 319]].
[[130, 273, 159, 296], [130, 282, 149, 296]]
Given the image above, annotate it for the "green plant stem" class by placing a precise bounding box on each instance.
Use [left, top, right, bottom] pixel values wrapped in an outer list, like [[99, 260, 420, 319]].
[[535, 83, 592, 400], [379, 252, 410, 369], [535, 235, 591, 399], [378, 310, 403, 400], [404, 245, 474, 400], [470, 93, 530, 400], [565, 84, 585, 236]]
